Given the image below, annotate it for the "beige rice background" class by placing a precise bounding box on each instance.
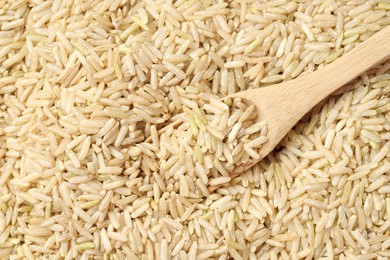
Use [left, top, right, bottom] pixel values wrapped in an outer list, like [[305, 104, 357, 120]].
[[0, 0, 389, 259]]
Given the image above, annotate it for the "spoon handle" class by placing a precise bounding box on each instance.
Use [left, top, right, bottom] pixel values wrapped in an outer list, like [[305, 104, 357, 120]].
[[285, 25, 390, 113]]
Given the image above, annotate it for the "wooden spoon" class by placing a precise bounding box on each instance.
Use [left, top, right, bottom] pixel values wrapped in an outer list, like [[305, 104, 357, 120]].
[[228, 25, 390, 175], [150, 26, 390, 177]]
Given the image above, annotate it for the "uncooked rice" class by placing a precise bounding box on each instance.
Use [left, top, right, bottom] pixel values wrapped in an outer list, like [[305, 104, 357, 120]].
[[0, 0, 390, 259]]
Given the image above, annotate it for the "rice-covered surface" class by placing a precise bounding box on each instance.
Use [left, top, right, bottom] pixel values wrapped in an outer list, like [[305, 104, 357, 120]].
[[0, 0, 389, 259]]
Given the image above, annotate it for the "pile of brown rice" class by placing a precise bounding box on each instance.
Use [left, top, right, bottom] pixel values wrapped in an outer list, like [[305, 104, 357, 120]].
[[0, 0, 389, 259]]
